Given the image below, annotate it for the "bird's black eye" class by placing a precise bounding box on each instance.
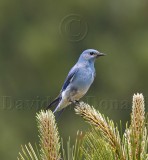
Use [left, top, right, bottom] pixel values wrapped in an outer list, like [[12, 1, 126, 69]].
[[90, 52, 94, 55]]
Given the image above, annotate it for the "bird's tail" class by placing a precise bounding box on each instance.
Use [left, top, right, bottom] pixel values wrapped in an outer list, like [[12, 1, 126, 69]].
[[54, 108, 65, 120], [47, 96, 64, 119], [46, 96, 61, 110]]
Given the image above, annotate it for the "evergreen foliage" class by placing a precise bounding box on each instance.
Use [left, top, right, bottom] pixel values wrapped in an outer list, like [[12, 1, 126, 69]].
[[18, 93, 148, 160]]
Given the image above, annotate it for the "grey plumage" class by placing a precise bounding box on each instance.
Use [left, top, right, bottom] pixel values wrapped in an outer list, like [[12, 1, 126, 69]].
[[47, 49, 105, 113]]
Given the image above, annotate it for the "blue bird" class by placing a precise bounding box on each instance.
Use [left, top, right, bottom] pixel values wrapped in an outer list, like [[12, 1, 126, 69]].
[[47, 49, 105, 114]]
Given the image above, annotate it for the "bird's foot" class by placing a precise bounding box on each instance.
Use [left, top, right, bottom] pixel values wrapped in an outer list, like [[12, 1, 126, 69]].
[[71, 100, 80, 105]]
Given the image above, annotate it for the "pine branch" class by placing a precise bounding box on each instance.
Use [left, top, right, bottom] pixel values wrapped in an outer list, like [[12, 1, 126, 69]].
[[18, 93, 148, 160], [75, 102, 125, 160], [18, 110, 61, 160], [36, 110, 61, 160], [123, 93, 147, 160]]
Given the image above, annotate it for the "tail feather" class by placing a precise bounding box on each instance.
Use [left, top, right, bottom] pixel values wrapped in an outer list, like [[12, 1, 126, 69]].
[[54, 108, 65, 119], [47, 96, 61, 110]]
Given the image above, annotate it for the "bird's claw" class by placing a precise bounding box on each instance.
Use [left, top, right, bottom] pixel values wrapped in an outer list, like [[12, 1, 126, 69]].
[[71, 100, 80, 105]]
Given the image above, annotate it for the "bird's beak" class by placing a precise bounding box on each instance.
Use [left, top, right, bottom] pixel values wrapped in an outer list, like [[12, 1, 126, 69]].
[[96, 52, 106, 57]]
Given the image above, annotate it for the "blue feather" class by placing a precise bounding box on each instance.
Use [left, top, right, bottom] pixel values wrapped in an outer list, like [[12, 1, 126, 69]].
[[61, 67, 78, 91]]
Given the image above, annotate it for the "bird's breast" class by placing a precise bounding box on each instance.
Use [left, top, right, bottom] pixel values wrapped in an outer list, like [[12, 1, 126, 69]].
[[62, 67, 95, 101], [73, 67, 95, 89]]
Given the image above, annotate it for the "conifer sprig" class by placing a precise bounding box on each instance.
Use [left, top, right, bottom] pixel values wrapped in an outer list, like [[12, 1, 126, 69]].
[[36, 110, 61, 160], [124, 93, 147, 160], [18, 110, 61, 160], [75, 102, 125, 160], [18, 93, 148, 160]]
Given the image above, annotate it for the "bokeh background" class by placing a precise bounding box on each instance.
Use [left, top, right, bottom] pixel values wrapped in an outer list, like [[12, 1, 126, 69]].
[[0, 0, 148, 159]]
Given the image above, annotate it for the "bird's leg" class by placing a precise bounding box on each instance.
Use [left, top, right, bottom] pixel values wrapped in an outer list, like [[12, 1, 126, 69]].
[[75, 100, 80, 105], [70, 100, 80, 105]]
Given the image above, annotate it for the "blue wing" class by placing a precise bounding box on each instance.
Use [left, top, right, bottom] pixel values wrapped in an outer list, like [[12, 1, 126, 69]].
[[46, 66, 78, 110], [61, 66, 78, 92]]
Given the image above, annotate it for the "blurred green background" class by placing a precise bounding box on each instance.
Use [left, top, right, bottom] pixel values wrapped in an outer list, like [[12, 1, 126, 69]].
[[0, 0, 148, 159]]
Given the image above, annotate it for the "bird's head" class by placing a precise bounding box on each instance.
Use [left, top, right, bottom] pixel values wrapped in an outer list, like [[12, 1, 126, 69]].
[[79, 49, 106, 63]]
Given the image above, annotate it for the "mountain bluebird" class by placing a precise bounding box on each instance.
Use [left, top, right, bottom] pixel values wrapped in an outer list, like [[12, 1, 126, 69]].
[[47, 49, 105, 113]]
